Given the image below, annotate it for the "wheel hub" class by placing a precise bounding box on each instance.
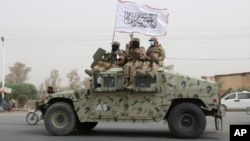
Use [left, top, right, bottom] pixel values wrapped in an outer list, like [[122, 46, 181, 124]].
[[56, 115, 64, 123], [178, 114, 195, 129], [51, 110, 68, 128]]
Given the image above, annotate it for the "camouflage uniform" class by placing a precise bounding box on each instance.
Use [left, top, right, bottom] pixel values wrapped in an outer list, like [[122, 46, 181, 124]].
[[135, 47, 150, 76], [85, 52, 112, 76], [85, 41, 120, 76], [113, 49, 125, 67], [123, 38, 142, 89], [136, 37, 165, 78], [134, 46, 149, 71], [110, 41, 120, 65]]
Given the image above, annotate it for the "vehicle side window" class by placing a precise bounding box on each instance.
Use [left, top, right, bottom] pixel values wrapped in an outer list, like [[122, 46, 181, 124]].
[[238, 93, 250, 99], [225, 94, 236, 100]]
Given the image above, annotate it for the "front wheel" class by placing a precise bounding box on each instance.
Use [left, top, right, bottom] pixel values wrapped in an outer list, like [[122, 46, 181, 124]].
[[26, 112, 39, 125], [168, 103, 206, 139], [44, 102, 77, 136]]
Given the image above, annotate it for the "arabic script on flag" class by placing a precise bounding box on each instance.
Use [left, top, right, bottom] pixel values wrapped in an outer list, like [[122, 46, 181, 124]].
[[115, 0, 168, 36]]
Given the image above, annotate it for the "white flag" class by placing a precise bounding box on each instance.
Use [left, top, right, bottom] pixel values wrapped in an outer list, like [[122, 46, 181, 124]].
[[115, 0, 168, 36]]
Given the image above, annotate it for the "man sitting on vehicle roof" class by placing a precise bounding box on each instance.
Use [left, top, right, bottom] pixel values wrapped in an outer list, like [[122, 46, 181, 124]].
[[85, 41, 120, 76]]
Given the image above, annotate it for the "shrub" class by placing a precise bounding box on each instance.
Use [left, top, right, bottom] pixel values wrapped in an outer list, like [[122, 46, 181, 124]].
[[18, 94, 28, 108]]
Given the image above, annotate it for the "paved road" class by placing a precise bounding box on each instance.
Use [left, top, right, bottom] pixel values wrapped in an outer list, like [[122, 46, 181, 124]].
[[0, 111, 249, 141]]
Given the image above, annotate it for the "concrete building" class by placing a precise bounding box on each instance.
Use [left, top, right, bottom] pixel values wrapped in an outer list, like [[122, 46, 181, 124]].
[[202, 72, 250, 97]]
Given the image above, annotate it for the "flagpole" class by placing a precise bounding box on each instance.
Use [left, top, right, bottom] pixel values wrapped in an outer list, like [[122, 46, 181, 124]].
[[112, 0, 121, 42], [1, 37, 5, 111], [112, 31, 115, 42]]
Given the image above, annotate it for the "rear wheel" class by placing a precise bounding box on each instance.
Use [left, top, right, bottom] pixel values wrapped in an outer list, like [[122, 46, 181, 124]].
[[44, 102, 76, 135], [168, 103, 206, 139], [77, 122, 98, 130]]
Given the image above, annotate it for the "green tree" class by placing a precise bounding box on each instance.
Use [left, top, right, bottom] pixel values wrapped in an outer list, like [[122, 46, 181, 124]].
[[17, 94, 28, 108], [3, 83, 38, 100], [5, 62, 31, 84]]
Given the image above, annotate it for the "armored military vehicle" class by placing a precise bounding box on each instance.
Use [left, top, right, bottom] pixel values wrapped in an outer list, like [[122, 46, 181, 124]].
[[39, 48, 222, 139]]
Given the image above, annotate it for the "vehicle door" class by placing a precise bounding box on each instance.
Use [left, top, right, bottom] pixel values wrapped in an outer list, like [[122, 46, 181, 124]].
[[90, 71, 126, 119], [222, 93, 237, 109], [237, 93, 250, 109]]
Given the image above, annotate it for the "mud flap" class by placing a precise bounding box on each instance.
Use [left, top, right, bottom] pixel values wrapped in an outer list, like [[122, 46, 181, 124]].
[[215, 116, 223, 131]]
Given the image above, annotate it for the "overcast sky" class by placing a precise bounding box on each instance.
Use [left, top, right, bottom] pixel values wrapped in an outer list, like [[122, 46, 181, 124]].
[[0, 0, 250, 88]]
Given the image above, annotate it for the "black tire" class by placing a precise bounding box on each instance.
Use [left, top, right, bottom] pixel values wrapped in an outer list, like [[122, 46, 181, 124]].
[[44, 102, 77, 136], [26, 112, 39, 125], [77, 122, 98, 130], [168, 103, 206, 139]]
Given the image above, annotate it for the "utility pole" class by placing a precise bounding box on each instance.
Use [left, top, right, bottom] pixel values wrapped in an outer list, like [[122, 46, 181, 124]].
[[1, 37, 5, 111]]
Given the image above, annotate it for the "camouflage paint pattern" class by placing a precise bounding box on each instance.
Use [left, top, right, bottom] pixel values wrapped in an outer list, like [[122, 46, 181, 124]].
[[44, 67, 220, 123]]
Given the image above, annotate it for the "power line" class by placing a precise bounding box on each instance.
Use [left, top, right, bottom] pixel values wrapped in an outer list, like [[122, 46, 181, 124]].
[[167, 58, 250, 61], [1, 27, 250, 36]]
